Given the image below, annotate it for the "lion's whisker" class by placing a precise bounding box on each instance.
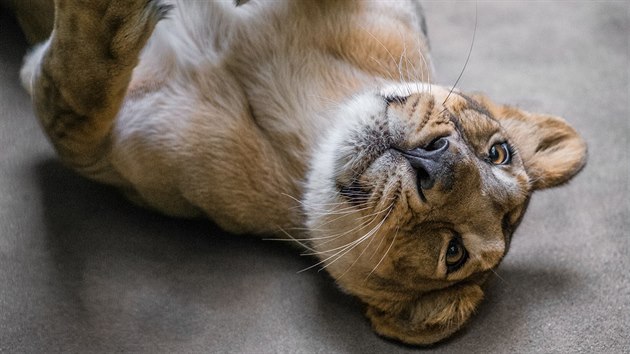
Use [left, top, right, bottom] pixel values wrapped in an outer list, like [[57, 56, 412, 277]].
[[297, 202, 393, 273], [360, 26, 405, 83], [313, 203, 395, 248], [302, 204, 393, 255], [336, 205, 395, 280], [318, 203, 394, 273], [470, 252, 509, 285], [443, 2, 478, 105], [415, 35, 432, 90], [411, 25, 432, 93], [266, 208, 380, 249], [306, 204, 374, 217], [399, 40, 410, 83], [305, 199, 387, 230], [290, 197, 374, 210], [283, 194, 372, 214], [295, 211, 383, 246], [265, 227, 318, 253], [369, 56, 398, 82], [366, 212, 402, 280], [283, 191, 377, 209]]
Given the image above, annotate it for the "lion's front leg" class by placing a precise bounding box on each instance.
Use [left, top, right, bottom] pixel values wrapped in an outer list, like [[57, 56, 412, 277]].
[[22, 0, 171, 182]]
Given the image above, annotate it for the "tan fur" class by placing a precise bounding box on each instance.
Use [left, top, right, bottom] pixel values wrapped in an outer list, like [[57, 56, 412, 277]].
[[8, 0, 586, 345], [471, 94, 588, 189]]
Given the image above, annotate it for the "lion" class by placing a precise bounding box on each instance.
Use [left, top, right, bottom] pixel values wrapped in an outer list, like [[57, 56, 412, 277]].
[[3, 0, 586, 345]]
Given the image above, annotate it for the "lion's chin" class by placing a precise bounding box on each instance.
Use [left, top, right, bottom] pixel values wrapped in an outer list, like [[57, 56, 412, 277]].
[[365, 283, 484, 346]]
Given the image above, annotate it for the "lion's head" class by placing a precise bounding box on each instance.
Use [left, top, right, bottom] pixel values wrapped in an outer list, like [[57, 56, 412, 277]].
[[304, 83, 586, 345]]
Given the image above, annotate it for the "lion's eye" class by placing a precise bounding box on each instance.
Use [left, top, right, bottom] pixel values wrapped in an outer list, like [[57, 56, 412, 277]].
[[488, 142, 512, 165], [445, 238, 468, 273]]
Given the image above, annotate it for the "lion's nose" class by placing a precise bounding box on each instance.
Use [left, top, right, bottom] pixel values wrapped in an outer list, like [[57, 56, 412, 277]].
[[398, 137, 451, 190]]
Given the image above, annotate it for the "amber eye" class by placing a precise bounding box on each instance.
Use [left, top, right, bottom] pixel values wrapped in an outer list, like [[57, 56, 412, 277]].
[[488, 142, 512, 165], [445, 238, 468, 273]]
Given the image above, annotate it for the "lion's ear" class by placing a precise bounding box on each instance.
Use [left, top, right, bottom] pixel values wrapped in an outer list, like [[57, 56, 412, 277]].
[[365, 284, 483, 345], [472, 94, 587, 190]]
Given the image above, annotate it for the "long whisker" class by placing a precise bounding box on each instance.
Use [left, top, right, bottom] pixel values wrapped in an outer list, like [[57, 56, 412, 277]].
[[305, 203, 374, 217], [360, 26, 404, 83], [280, 206, 376, 236], [366, 212, 402, 280], [443, 2, 478, 105], [278, 194, 387, 239], [267, 227, 318, 253], [299, 220, 376, 254], [282, 187, 382, 210], [309, 202, 395, 249], [395, 26, 422, 93], [289, 195, 376, 210], [302, 204, 393, 255], [369, 56, 398, 82], [336, 206, 396, 280], [266, 202, 381, 247], [413, 29, 432, 93], [283, 193, 374, 214], [283, 193, 393, 240], [399, 39, 410, 83], [305, 196, 393, 231], [297, 202, 393, 273], [283, 210, 384, 251], [469, 252, 509, 285], [318, 204, 394, 273]]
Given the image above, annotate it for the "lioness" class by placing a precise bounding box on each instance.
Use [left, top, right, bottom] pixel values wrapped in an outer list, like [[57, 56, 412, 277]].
[[5, 0, 586, 345]]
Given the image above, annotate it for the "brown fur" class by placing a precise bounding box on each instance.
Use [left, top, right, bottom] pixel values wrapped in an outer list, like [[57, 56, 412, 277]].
[[7, 0, 587, 346], [303, 88, 585, 344], [471, 93, 588, 189]]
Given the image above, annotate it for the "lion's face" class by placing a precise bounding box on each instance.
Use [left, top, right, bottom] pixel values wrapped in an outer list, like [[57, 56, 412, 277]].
[[304, 83, 586, 345]]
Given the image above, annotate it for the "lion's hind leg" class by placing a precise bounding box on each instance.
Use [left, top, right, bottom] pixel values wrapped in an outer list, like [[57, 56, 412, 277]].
[[22, 0, 171, 184]]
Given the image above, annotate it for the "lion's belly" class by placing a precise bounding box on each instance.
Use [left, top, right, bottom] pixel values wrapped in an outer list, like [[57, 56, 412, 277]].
[[112, 57, 307, 234], [106, 0, 432, 234]]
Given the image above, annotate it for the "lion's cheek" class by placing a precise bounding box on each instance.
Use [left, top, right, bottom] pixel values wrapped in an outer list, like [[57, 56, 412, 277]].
[[365, 283, 484, 346]]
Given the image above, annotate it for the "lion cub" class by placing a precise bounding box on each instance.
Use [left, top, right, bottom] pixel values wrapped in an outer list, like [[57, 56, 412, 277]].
[[12, 0, 585, 345]]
